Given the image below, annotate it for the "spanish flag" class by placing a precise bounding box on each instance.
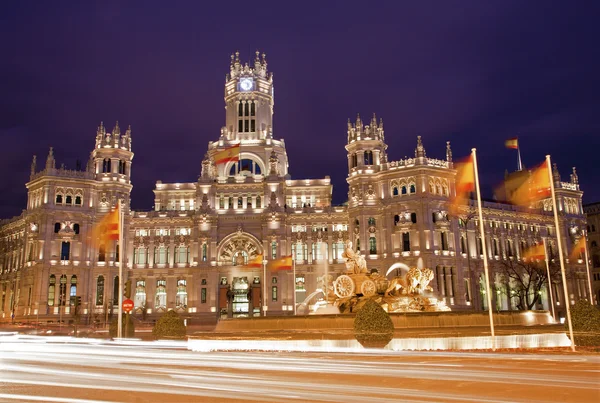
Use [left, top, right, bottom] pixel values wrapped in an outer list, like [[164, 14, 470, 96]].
[[523, 243, 545, 261], [510, 162, 551, 206], [214, 144, 240, 165], [449, 155, 475, 216], [505, 137, 519, 150], [569, 236, 586, 261], [91, 208, 119, 245], [247, 254, 263, 268], [269, 256, 293, 271]]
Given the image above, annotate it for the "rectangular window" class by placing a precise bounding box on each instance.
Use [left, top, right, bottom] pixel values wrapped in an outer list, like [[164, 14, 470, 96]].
[[295, 275, 305, 291], [441, 232, 448, 251], [271, 242, 277, 260], [238, 120, 243, 132], [271, 286, 277, 302], [250, 119, 255, 132], [244, 120, 249, 132], [402, 232, 410, 252], [201, 288, 207, 303], [60, 242, 70, 260]]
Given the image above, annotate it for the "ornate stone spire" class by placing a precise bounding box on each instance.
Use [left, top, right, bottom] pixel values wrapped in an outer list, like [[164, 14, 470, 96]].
[[570, 166, 579, 186], [446, 141, 453, 163], [87, 152, 94, 173], [355, 113, 362, 130], [415, 136, 426, 158], [201, 152, 214, 179], [30, 155, 36, 178], [552, 163, 561, 183], [269, 150, 279, 175], [45, 147, 55, 170]]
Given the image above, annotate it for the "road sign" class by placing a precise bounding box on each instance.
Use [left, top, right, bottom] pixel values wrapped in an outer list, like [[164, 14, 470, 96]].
[[123, 299, 134, 313]]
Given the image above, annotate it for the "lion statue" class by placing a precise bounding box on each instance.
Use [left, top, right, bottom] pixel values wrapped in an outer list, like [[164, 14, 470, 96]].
[[384, 277, 406, 297], [405, 267, 434, 295]]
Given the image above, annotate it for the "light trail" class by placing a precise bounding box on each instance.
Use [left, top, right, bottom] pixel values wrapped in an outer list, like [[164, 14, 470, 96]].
[[0, 335, 598, 403]]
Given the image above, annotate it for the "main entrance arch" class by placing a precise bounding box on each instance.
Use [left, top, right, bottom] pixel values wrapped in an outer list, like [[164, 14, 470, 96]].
[[217, 230, 262, 265]]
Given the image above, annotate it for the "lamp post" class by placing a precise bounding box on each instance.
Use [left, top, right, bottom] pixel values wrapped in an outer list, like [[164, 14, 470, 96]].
[[262, 257, 268, 316]]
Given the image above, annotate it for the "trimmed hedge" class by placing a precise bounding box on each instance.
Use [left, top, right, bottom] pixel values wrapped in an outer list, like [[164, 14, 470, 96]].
[[354, 299, 394, 348], [109, 314, 136, 338], [152, 310, 187, 340], [567, 299, 600, 347]]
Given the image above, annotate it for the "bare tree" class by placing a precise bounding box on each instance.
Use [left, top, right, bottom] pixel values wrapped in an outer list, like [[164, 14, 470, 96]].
[[493, 257, 561, 311]]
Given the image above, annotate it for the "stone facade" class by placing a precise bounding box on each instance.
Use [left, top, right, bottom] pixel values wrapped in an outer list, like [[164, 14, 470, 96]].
[[0, 52, 592, 326], [583, 202, 600, 304]]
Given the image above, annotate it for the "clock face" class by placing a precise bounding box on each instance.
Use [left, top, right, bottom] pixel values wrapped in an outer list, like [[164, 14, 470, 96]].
[[240, 78, 253, 91]]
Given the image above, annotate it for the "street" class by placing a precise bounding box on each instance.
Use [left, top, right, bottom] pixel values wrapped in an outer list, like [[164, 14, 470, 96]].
[[0, 334, 598, 403]]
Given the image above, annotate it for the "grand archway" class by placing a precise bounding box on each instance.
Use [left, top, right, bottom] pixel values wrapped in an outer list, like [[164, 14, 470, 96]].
[[217, 230, 262, 265]]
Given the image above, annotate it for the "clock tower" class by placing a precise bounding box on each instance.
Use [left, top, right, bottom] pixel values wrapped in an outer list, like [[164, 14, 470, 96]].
[[223, 51, 274, 142]]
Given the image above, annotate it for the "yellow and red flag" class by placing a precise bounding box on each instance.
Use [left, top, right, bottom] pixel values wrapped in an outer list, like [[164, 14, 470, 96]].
[[247, 254, 263, 268], [510, 162, 551, 206], [523, 243, 546, 261], [505, 137, 519, 150], [569, 236, 586, 261], [214, 144, 240, 165], [91, 208, 119, 245], [269, 256, 293, 271], [449, 155, 475, 215]]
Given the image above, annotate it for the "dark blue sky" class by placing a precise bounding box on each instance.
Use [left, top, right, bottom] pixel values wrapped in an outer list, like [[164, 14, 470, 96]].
[[1, 1, 599, 218]]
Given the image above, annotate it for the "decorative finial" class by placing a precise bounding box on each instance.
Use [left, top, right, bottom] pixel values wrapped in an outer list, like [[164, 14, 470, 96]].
[[571, 166, 579, 185], [113, 121, 120, 136], [30, 155, 37, 178], [552, 163, 560, 183], [446, 141, 453, 162], [415, 135, 426, 158]]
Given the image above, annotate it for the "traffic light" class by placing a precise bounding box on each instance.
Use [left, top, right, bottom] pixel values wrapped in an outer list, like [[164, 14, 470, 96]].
[[125, 279, 132, 298]]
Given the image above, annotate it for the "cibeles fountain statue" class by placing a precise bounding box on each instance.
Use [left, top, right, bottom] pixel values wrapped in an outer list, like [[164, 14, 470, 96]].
[[327, 240, 450, 314]]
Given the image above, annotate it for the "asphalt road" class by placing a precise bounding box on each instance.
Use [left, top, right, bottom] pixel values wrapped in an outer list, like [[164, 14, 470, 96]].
[[0, 334, 598, 403]]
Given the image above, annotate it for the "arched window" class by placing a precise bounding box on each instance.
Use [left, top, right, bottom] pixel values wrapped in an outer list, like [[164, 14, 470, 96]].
[[229, 159, 262, 177], [155, 280, 167, 309], [368, 217, 376, 226], [48, 275, 56, 306], [364, 150, 373, 165], [493, 239, 499, 256], [355, 219, 360, 227], [202, 243, 207, 262], [392, 186, 399, 196], [256, 196, 261, 207], [73, 223, 80, 234], [54, 223, 61, 233], [70, 275, 77, 304], [96, 276, 104, 306], [176, 279, 187, 308], [460, 236, 466, 254], [228, 197, 233, 209], [135, 280, 146, 308], [59, 275, 67, 306], [401, 186, 407, 195], [409, 183, 416, 194], [394, 214, 400, 226], [98, 244, 106, 262], [237, 197, 243, 208], [65, 195, 72, 205], [369, 237, 377, 254], [56, 194, 63, 204], [247, 197, 252, 209]]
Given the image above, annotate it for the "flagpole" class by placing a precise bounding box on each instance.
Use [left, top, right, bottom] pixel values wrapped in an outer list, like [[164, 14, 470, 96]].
[[542, 237, 556, 322], [471, 148, 496, 349], [117, 199, 123, 339], [583, 233, 593, 304], [517, 140, 523, 171], [292, 257, 297, 315], [546, 155, 575, 351]]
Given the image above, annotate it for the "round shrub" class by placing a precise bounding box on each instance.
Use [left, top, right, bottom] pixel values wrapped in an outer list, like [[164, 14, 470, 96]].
[[566, 299, 600, 347], [152, 310, 187, 340], [354, 299, 394, 348], [109, 314, 136, 338]]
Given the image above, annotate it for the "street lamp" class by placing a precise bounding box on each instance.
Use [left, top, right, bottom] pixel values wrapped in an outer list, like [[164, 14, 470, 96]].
[[263, 257, 268, 317]]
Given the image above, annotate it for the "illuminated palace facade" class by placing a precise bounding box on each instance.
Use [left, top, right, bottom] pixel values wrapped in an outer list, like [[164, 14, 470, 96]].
[[0, 52, 593, 325]]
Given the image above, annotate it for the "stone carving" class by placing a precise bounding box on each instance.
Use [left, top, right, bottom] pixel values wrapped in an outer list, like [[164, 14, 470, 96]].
[[341, 241, 367, 274], [405, 267, 434, 294]]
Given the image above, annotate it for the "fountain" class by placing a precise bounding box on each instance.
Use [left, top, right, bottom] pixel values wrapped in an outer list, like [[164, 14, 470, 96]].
[[332, 241, 450, 314]]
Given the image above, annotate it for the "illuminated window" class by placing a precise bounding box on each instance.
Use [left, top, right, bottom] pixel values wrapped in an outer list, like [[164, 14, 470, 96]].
[[202, 243, 207, 262], [271, 241, 277, 259], [95, 276, 104, 306], [155, 280, 166, 309], [176, 279, 187, 308], [69, 275, 77, 305], [271, 286, 278, 302], [48, 275, 56, 306], [154, 246, 167, 264], [369, 237, 377, 254], [135, 281, 146, 308], [201, 288, 207, 303]]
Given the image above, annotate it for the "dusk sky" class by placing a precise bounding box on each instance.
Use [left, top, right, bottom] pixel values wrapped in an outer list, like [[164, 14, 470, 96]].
[[1, 1, 599, 218]]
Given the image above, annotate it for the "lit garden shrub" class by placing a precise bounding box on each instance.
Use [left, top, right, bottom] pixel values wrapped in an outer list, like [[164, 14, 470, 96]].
[[109, 314, 136, 338], [567, 299, 600, 347], [152, 310, 187, 340], [354, 299, 394, 348]]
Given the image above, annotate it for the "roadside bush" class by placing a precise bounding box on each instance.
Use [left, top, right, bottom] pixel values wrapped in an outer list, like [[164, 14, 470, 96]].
[[152, 310, 187, 340], [354, 299, 394, 348], [567, 299, 600, 347], [109, 314, 136, 338]]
